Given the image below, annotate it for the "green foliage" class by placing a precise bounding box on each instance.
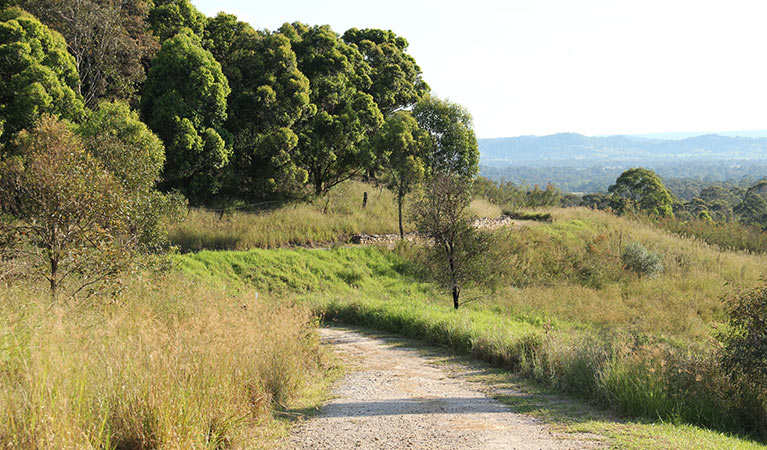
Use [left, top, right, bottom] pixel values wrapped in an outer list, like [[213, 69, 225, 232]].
[[141, 30, 231, 200], [280, 22, 384, 195], [720, 285, 767, 389], [0, 7, 84, 148], [473, 177, 561, 210], [373, 110, 430, 236], [79, 101, 184, 251], [608, 168, 674, 217], [18, 0, 159, 106], [342, 27, 429, 116], [148, 0, 205, 42], [0, 116, 131, 300], [206, 14, 313, 198], [413, 95, 479, 179], [734, 181, 767, 229], [502, 210, 552, 222], [621, 242, 664, 277]]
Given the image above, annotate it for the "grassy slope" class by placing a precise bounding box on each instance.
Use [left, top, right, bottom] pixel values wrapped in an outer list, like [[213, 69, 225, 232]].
[[0, 272, 335, 449], [169, 180, 501, 251], [175, 209, 767, 449]]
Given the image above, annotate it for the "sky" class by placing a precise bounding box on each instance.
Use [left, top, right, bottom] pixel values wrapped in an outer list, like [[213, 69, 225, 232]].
[[191, 0, 767, 139]]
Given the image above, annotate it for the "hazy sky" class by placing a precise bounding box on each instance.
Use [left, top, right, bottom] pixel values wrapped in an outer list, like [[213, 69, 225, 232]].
[[191, 0, 767, 139]]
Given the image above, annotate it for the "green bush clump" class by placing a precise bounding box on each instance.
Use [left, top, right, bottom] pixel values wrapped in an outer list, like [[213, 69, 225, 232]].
[[719, 285, 767, 434], [502, 210, 553, 222], [621, 242, 664, 277]]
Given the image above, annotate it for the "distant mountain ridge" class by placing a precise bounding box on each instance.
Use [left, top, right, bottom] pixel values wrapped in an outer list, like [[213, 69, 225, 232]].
[[479, 133, 767, 167]]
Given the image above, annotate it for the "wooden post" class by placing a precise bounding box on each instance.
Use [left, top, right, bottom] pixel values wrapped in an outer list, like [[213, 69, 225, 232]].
[[362, 192, 368, 209]]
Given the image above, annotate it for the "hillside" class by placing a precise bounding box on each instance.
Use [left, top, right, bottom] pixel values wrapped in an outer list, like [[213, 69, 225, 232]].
[[175, 207, 767, 446], [479, 133, 767, 167]]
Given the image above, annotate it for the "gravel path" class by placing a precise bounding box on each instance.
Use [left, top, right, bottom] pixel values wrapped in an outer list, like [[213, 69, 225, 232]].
[[284, 328, 603, 450]]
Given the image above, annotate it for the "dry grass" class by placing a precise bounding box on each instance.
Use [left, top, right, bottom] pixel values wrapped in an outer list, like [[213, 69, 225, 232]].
[[485, 207, 767, 339], [169, 181, 502, 252], [0, 272, 326, 449]]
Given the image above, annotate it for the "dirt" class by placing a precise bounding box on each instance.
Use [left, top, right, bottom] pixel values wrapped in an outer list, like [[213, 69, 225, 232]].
[[283, 328, 604, 449]]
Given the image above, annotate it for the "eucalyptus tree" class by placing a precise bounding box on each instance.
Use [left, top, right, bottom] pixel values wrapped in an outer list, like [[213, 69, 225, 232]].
[[412, 95, 479, 180], [141, 30, 230, 200], [373, 111, 430, 238], [608, 168, 673, 217], [0, 7, 84, 149], [342, 27, 429, 117], [148, 0, 206, 42], [279, 22, 383, 196], [205, 13, 313, 197], [16, 0, 159, 106]]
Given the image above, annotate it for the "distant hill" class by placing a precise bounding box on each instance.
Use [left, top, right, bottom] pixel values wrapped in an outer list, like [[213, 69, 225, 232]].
[[479, 133, 767, 167]]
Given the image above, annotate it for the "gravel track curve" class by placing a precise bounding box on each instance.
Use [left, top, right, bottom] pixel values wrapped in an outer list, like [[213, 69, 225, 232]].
[[283, 327, 603, 450]]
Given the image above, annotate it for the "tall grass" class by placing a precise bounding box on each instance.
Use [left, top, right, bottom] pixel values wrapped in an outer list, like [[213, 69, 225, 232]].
[[169, 180, 503, 252], [0, 273, 325, 448], [656, 217, 767, 254]]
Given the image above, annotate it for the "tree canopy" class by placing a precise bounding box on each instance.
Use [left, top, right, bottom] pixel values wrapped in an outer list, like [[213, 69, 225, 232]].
[[0, 7, 84, 148], [608, 168, 674, 217], [412, 95, 479, 179], [206, 14, 313, 197], [141, 30, 230, 200], [280, 22, 383, 195], [16, 0, 159, 106], [148, 0, 206, 43], [342, 27, 429, 117]]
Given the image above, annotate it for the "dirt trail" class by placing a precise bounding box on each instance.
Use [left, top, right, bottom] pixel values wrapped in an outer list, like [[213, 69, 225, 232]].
[[284, 328, 603, 450]]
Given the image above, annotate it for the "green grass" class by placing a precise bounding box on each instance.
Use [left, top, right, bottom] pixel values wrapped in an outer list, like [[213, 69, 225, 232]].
[[174, 211, 767, 444]]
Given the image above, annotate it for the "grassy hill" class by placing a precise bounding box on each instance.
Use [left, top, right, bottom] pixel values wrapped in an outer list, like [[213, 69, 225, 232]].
[[174, 206, 767, 447], [4, 180, 767, 448]]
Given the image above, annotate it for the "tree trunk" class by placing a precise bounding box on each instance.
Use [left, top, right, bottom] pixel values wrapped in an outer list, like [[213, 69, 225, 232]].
[[49, 256, 58, 302], [448, 251, 459, 309], [398, 191, 404, 239], [452, 285, 460, 310]]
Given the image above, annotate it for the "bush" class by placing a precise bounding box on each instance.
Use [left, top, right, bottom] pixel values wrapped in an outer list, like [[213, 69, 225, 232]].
[[720, 286, 767, 389], [502, 210, 552, 222], [621, 242, 664, 277]]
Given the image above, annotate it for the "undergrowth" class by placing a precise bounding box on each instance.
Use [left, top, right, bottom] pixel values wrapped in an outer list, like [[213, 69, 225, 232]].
[[0, 272, 326, 448]]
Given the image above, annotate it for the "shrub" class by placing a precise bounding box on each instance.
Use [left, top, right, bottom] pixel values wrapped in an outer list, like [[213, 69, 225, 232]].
[[720, 286, 767, 389], [502, 210, 552, 222], [621, 242, 663, 277]]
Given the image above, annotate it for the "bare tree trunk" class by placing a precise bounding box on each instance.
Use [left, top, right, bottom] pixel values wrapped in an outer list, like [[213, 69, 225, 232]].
[[49, 255, 58, 302], [398, 190, 404, 239], [448, 251, 459, 309]]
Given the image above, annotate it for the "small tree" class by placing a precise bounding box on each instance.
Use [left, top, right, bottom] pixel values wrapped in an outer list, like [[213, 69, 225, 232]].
[[373, 111, 430, 238], [0, 116, 131, 301], [411, 174, 495, 309]]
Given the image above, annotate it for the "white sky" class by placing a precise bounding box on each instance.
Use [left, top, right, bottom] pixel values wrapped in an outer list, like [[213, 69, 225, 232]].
[[191, 0, 767, 139]]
